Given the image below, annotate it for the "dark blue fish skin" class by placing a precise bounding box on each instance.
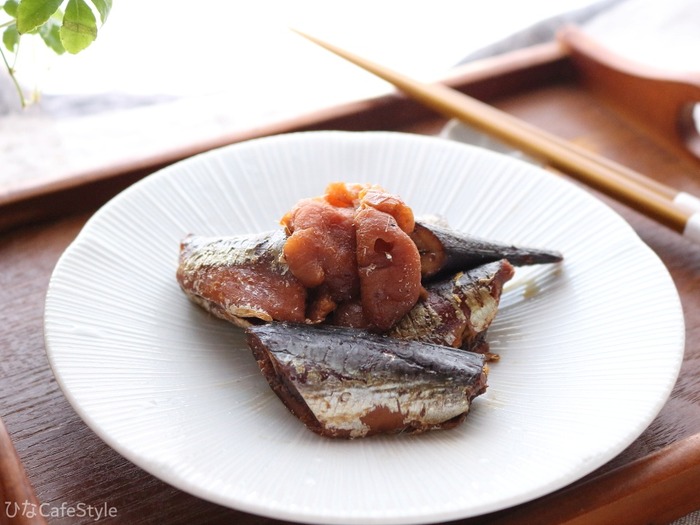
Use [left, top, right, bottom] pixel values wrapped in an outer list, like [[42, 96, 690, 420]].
[[247, 322, 488, 438], [412, 221, 563, 281]]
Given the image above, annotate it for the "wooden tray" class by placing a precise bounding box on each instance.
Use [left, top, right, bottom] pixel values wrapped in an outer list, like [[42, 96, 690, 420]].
[[1, 26, 699, 525]]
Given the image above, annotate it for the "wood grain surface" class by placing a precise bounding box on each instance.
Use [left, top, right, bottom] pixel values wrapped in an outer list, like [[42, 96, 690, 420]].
[[1, 42, 700, 524], [0, 417, 46, 525]]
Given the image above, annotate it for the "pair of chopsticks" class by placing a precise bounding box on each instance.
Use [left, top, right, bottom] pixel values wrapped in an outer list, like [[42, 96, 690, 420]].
[[292, 30, 700, 246]]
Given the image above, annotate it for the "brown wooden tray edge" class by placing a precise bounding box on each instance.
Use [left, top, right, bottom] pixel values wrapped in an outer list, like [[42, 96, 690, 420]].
[[0, 41, 570, 234]]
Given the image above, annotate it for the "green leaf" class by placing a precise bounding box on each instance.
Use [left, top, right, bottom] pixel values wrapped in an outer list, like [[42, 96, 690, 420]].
[[59, 0, 96, 54], [3, 0, 19, 17], [39, 18, 64, 54], [16, 0, 63, 34], [88, 0, 110, 24], [2, 23, 19, 52]]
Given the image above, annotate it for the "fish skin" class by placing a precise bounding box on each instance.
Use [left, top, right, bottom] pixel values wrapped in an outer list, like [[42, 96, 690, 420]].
[[177, 230, 307, 327], [412, 221, 562, 281], [247, 322, 488, 438], [390, 260, 515, 352]]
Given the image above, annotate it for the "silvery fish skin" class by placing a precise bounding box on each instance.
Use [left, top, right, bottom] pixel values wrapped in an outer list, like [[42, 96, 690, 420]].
[[247, 322, 488, 439], [390, 259, 514, 355], [411, 221, 563, 281], [176, 230, 307, 327]]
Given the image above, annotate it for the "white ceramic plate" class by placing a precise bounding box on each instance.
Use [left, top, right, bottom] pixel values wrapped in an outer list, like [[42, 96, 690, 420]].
[[44, 131, 684, 525]]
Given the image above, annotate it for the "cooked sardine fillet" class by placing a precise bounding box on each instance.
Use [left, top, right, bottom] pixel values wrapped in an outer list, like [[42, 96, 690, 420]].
[[178, 222, 560, 331], [176, 230, 307, 327], [390, 259, 514, 354], [247, 322, 488, 439], [411, 221, 563, 280]]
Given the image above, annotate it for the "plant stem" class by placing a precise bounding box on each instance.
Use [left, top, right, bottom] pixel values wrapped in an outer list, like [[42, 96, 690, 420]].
[[0, 44, 27, 108]]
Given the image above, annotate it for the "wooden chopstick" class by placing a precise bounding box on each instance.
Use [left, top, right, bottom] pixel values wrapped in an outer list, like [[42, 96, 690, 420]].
[[292, 29, 700, 245]]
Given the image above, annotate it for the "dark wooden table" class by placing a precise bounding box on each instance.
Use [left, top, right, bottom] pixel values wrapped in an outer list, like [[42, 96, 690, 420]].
[[2, 35, 700, 524]]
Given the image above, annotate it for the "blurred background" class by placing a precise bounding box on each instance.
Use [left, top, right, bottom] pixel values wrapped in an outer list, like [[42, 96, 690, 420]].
[[1, 0, 612, 114], [1, 0, 698, 191]]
